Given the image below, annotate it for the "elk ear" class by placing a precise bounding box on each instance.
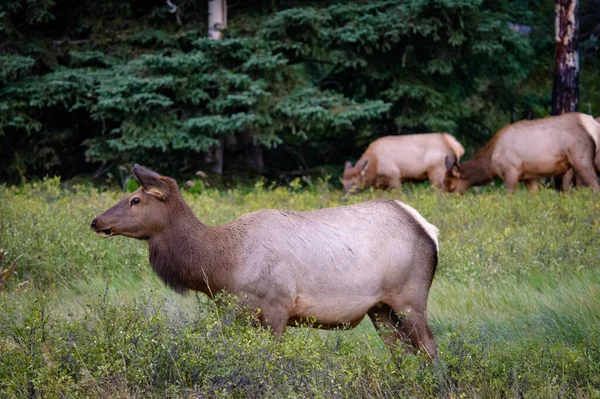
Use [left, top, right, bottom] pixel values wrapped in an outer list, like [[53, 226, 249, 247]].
[[445, 155, 455, 171], [451, 164, 461, 177], [445, 156, 461, 177], [132, 164, 169, 201], [360, 160, 369, 176], [344, 161, 353, 170]]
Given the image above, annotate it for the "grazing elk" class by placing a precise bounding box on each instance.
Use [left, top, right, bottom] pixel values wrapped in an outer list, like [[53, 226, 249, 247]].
[[444, 112, 600, 194], [342, 134, 465, 194], [91, 165, 439, 358]]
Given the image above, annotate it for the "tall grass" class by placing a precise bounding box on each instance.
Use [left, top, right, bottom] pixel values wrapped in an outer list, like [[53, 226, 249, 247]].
[[0, 178, 599, 397]]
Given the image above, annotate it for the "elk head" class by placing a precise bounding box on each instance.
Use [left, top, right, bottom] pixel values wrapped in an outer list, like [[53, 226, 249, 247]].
[[444, 156, 469, 194], [91, 165, 176, 239], [342, 160, 369, 194]]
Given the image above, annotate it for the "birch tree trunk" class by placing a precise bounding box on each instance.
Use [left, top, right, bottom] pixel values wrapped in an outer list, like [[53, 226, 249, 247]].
[[208, 0, 226, 40], [551, 0, 579, 115], [205, 0, 227, 174], [206, 0, 263, 175]]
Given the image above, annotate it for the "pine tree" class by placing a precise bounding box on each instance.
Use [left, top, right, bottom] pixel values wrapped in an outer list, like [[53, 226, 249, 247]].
[[2, 0, 594, 182]]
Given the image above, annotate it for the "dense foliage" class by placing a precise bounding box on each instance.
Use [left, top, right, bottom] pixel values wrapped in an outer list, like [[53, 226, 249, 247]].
[[2, 0, 599, 183], [1, 180, 599, 397]]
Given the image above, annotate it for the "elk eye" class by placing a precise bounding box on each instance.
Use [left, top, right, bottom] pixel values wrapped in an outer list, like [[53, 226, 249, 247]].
[[131, 197, 140, 205]]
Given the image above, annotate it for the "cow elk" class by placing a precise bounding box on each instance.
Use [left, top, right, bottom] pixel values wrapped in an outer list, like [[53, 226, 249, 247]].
[[91, 165, 439, 358], [444, 112, 600, 194], [342, 133, 465, 194]]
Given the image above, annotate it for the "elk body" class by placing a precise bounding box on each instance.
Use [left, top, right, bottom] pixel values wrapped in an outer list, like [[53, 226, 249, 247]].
[[444, 112, 600, 194], [342, 134, 465, 194], [91, 165, 439, 358]]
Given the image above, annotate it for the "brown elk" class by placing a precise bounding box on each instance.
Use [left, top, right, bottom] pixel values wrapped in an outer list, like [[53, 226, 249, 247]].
[[91, 165, 439, 358], [444, 112, 600, 194], [342, 133, 465, 194]]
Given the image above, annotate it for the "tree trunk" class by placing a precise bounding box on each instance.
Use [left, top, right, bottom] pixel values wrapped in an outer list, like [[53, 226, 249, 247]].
[[206, 0, 263, 175], [208, 0, 226, 40], [203, 139, 224, 175], [236, 129, 264, 174], [551, 0, 579, 115], [205, 0, 227, 174]]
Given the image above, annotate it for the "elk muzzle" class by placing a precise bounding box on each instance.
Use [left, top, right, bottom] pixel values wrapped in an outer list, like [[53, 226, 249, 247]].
[[90, 217, 113, 238]]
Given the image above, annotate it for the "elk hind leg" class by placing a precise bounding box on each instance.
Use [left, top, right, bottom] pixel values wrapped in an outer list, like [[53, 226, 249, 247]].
[[259, 304, 289, 335], [368, 302, 437, 359], [524, 179, 540, 192], [368, 304, 409, 358], [397, 305, 437, 359], [427, 167, 446, 189], [560, 169, 575, 191], [569, 151, 599, 191]]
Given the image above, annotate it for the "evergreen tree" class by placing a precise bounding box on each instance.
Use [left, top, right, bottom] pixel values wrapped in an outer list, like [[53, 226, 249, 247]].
[[1, 0, 597, 182]]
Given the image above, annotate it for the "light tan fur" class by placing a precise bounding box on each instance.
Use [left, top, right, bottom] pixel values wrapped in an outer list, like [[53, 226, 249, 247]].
[[562, 116, 600, 189], [396, 201, 439, 251], [444, 112, 600, 193], [91, 165, 439, 358], [343, 133, 465, 193], [591, 117, 600, 171]]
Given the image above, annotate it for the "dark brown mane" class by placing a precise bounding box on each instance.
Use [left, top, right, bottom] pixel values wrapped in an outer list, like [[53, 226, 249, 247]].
[[457, 158, 493, 187], [148, 182, 209, 294], [456, 126, 510, 187]]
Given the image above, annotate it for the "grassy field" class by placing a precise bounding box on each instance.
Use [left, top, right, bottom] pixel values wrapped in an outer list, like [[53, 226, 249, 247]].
[[1, 178, 599, 398]]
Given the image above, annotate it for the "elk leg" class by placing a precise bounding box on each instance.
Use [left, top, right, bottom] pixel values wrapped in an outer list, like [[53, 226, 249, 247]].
[[502, 170, 520, 193], [570, 158, 599, 191], [427, 167, 446, 189], [524, 179, 540, 192], [561, 169, 575, 191], [575, 174, 588, 187], [388, 171, 401, 191], [381, 293, 437, 359], [367, 304, 409, 358], [398, 308, 437, 359], [259, 305, 289, 335]]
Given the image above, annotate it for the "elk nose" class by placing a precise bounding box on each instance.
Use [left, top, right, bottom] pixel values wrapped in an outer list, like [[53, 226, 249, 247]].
[[90, 219, 97, 231]]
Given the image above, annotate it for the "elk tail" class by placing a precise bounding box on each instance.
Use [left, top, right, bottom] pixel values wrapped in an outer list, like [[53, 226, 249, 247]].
[[442, 133, 465, 160], [395, 201, 439, 253]]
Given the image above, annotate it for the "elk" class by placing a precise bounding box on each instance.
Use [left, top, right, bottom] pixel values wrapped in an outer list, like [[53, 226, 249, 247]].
[[444, 112, 600, 194], [91, 165, 439, 358], [342, 133, 465, 194]]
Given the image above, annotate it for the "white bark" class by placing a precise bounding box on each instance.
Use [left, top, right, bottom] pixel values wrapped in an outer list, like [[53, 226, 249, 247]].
[[206, 0, 227, 173], [208, 0, 226, 40]]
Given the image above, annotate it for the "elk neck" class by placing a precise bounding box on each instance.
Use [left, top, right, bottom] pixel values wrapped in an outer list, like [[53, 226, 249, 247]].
[[147, 198, 225, 296], [460, 145, 495, 187]]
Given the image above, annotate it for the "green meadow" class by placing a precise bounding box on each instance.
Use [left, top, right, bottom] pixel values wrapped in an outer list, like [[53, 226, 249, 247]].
[[1, 178, 599, 398]]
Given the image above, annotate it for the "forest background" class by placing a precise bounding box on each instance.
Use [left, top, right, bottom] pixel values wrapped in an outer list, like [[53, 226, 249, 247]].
[[1, 0, 600, 185]]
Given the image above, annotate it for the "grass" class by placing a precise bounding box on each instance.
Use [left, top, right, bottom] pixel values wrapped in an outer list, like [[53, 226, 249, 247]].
[[0, 177, 599, 398]]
